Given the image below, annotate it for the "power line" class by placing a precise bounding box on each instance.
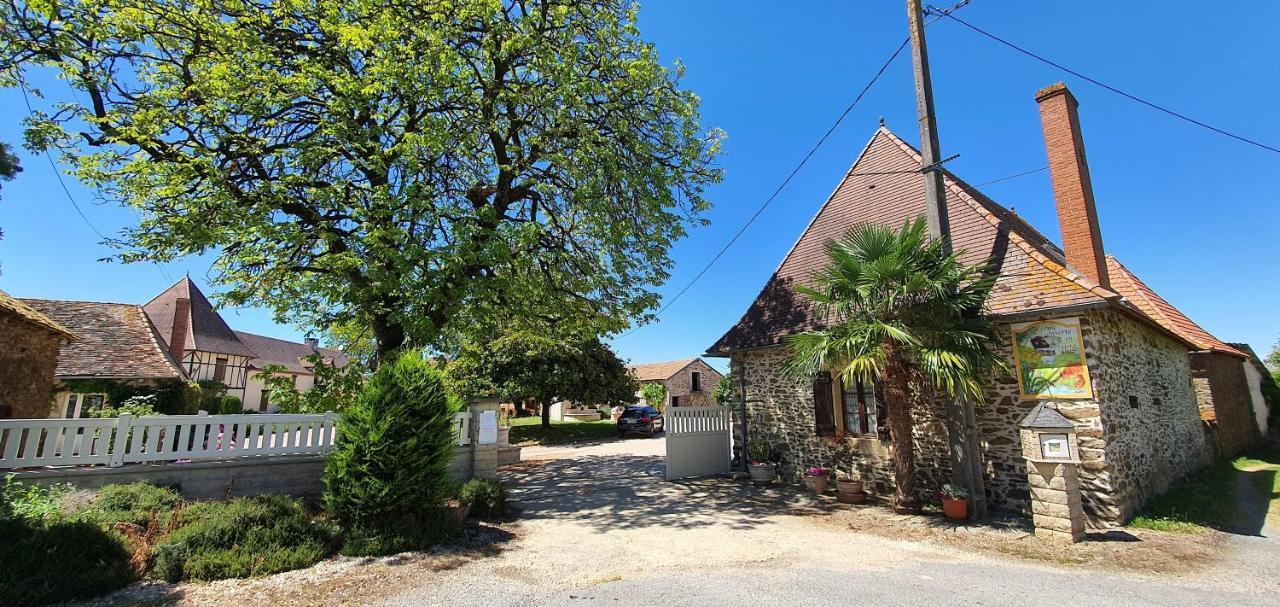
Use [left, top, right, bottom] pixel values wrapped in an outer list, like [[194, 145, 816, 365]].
[[619, 37, 912, 338], [18, 85, 106, 240], [18, 83, 176, 283], [929, 8, 1280, 156], [973, 165, 1048, 187]]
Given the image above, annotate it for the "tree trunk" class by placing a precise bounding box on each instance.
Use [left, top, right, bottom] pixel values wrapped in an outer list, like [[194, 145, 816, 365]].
[[371, 315, 407, 369], [541, 398, 552, 429], [883, 346, 919, 513]]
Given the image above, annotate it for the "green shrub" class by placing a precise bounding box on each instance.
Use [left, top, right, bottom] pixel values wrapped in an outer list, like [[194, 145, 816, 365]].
[[458, 479, 507, 519], [78, 482, 182, 528], [150, 495, 334, 582], [0, 478, 135, 606], [324, 350, 463, 555], [218, 396, 243, 415]]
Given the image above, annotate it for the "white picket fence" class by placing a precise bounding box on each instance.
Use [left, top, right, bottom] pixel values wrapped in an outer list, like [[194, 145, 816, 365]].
[[0, 410, 473, 470]]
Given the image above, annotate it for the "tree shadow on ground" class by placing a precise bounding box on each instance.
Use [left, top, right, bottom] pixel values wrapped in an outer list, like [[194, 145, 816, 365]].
[[502, 452, 837, 532]]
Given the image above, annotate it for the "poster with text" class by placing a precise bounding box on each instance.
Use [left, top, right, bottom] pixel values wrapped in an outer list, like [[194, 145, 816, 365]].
[[1011, 318, 1093, 399]]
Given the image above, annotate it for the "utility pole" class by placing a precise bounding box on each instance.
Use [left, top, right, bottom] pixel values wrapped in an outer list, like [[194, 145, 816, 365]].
[[906, 0, 987, 519], [906, 0, 951, 251]]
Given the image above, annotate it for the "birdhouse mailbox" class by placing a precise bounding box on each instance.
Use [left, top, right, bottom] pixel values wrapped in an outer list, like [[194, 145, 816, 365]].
[[1019, 403, 1079, 463], [1018, 403, 1086, 543]]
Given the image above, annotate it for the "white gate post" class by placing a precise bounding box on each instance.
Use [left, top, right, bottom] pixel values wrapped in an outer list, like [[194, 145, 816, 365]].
[[108, 413, 131, 468]]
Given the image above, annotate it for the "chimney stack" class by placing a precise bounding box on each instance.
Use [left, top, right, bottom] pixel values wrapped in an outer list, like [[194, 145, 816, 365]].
[[169, 297, 191, 362], [1035, 82, 1109, 288], [305, 336, 320, 349]]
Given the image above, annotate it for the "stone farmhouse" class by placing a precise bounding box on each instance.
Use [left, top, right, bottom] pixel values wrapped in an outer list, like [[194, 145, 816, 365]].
[[0, 289, 77, 418], [14, 277, 346, 418], [629, 357, 723, 408], [707, 83, 1270, 525]]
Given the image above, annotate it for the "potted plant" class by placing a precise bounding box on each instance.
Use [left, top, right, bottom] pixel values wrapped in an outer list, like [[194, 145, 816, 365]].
[[497, 408, 512, 446], [940, 483, 970, 521], [803, 466, 830, 494], [836, 476, 867, 504], [747, 438, 775, 483]]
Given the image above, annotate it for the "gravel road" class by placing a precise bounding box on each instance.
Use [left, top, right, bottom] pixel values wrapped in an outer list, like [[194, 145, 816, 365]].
[[374, 438, 1279, 607]]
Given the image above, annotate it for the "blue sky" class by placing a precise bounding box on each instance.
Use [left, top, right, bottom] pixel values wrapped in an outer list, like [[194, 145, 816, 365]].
[[1, 2, 1277, 373]]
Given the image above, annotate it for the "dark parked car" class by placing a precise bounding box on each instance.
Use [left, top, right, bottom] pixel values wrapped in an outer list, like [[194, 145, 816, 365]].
[[617, 405, 664, 437]]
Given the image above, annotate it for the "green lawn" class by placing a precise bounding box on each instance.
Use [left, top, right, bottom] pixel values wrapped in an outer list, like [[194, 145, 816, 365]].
[[507, 416, 619, 447], [1128, 447, 1280, 534]]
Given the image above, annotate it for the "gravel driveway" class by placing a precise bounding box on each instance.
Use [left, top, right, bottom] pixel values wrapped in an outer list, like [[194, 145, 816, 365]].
[[374, 438, 1278, 607], [101, 437, 1277, 606]]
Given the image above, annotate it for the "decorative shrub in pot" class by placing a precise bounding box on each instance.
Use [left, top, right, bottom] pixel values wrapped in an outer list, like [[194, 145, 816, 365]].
[[747, 438, 775, 483], [803, 466, 830, 494], [940, 483, 970, 521]]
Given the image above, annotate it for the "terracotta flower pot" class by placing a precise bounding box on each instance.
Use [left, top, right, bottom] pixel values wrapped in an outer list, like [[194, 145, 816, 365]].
[[837, 491, 867, 504], [749, 462, 776, 483], [942, 497, 969, 521], [804, 475, 829, 494], [837, 479, 863, 495]]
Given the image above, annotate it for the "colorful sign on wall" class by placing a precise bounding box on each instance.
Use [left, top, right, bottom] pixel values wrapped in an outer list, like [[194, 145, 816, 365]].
[[1011, 318, 1093, 399]]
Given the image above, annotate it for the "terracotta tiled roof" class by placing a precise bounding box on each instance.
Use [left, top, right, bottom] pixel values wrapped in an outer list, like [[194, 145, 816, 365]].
[[234, 330, 348, 375], [19, 299, 187, 379], [0, 289, 76, 339], [708, 127, 1121, 354], [629, 358, 699, 381], [144, 277, 256, 358], [1105, 257, 1245, 358]]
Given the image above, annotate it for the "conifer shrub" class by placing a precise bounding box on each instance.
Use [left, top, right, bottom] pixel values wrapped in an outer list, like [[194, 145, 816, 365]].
[[150, 495, 334, 582], [78, 482, 183, 528], [323, 350, 463, 555]]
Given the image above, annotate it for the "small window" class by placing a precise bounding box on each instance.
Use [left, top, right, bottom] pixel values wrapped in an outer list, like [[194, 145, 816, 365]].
[[65, 394, 107, 418], [1153, 398, 1162, 408], [1128, 395, 1139, 408], [841, 377, 884, 436], [691, 372, 702, 392], [670, 395, 680, 408], [213, 357, 229, 382]]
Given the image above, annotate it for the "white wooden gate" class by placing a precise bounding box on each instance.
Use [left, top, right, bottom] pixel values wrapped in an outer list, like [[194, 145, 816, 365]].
[[664, 406, 731, 481]]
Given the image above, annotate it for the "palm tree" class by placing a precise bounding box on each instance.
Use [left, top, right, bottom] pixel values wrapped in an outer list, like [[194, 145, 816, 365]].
[[783, 217, 1005, 513]]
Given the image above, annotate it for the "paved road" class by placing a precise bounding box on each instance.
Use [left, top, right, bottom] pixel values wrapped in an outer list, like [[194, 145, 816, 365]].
[[377, 438, 1278, 607]]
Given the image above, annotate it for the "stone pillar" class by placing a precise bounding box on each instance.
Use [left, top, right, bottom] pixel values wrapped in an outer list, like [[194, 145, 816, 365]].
[[1019, 403, 1086, 543], [1026, 460, 1085, 542], [471, 398, 500, 481]]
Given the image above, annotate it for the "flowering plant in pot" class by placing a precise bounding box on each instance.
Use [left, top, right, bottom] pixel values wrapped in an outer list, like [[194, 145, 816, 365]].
[[803, 466, 830, 494], [939, 483, 970, 521], [747, 438, 776, 483]]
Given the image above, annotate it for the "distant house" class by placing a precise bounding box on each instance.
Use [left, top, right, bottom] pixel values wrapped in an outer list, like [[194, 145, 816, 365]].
[[20, 277, 346, 417], [0, 290, 76, 418], [629, 358, 723, 408], [707, 83, 1263, 524]]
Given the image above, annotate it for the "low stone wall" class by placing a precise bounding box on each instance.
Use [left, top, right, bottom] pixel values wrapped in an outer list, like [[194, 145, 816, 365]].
[[1192, 351, 1261, 458]]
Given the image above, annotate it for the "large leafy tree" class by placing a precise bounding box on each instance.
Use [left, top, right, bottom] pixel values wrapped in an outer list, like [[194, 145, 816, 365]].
[[0, 141, 20, 274], [448, 330, 637, 428], [782, 217, 1005, 513], [0, 0, 722, 357]]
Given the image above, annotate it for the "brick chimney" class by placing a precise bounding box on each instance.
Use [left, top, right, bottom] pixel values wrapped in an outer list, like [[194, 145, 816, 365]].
[[304, 336, 320, 349], [1035, 82, 1109, 288], [169, 297, 191, 361]]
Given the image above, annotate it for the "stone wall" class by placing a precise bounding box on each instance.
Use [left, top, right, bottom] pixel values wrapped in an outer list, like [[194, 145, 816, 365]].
[[1191, 351, 1260, 458], [733, 306, 1209, 525], [0, 312, 63, 418], [732, 348, 951, 500], [663, 359, 723, 407]]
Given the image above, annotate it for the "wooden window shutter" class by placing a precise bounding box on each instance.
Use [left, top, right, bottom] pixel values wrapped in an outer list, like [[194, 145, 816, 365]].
[[813, 372, 836, 436]]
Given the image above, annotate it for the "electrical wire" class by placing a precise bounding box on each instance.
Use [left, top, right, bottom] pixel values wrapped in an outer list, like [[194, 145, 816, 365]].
[[973, 165, 1048, 187], [617, 37, 911, 338], [929, 8, 1280, 156]]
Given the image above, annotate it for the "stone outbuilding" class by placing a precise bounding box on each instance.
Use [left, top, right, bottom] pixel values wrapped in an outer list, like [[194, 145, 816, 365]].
[[629, 357, 724, 408], [707, 83, 1263, 526], [0, 289, 77, 418]]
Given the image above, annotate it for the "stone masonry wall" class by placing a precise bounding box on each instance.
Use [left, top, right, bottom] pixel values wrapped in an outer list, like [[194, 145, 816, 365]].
[[733, 348, 951, 500], [664, 359, 723, 407], [0, 312, 62, 418], [1191, 351, 1260, 458], [735, 306, 1208, 525]]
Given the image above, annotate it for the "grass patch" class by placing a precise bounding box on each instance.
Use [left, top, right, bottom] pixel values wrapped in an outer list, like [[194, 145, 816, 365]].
[[507, 417, 620, 446], [1128, 447, 1280, 534]]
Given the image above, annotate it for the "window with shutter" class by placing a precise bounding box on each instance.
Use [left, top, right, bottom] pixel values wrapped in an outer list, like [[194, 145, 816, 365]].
[[840, 376, 891, 439], [813, 372, 836, 436]]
